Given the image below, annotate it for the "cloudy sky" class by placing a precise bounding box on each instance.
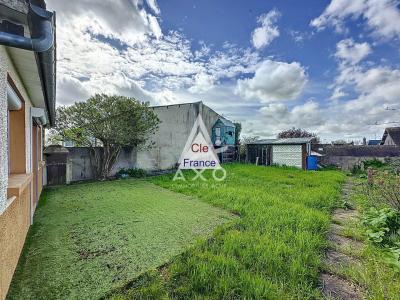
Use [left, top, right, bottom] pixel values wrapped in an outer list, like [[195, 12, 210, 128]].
[[47, 0, 400, 142]]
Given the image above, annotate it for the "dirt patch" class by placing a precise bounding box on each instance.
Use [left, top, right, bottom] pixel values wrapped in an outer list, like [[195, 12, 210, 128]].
[[326, 250, 359, 267], [329, 234, 363, 252], [321, 273, 363, 300], [78, 246, 116, 260], [321, 178, 366, 299], [330, 223, 344, 235], [332, 209, 359, 224]]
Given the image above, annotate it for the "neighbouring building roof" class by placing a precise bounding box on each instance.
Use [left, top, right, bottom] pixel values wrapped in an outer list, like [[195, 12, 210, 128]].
[[217, 117, 235, 128], [247, 139, 277, 145], [248, 137, 313, 145], [273, 137, 314, 144], [367, 139, 381, 146], [380, 127, 400, 146]]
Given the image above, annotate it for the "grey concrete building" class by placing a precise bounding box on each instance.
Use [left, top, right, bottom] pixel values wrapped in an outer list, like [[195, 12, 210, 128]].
[[137, 101, 222, 170]]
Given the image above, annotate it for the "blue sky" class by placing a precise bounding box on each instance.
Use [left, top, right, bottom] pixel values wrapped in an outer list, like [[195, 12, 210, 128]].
[[48, 0, 400, 142]]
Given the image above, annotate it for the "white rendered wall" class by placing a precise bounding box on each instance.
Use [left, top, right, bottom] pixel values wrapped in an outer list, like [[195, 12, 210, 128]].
[[0, 46, 8, 213]]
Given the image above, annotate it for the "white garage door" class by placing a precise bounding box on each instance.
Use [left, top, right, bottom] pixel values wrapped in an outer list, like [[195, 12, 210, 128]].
[[272, 145, 302, 168]]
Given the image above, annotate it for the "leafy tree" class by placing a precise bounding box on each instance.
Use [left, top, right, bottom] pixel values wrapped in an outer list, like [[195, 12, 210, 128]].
[[234, 122, 242, 145], [277, 127, 320, 143], [51, 94, 160, 179]]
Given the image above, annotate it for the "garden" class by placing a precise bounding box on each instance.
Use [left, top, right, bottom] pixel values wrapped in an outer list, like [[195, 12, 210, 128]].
[[110, 164, 345, 299], [8, 163, 400, 299]]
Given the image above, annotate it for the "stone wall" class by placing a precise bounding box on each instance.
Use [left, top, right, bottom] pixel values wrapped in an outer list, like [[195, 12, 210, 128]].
[[313, 144, 400, 170]]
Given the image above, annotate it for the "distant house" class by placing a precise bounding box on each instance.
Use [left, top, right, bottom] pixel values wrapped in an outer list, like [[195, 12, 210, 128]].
[[211, 118, 236, 146], [367, 139, 381, 146], [246, 138, 313, 169], [0, 0, 56, 298], [380, 127, 400, 146]]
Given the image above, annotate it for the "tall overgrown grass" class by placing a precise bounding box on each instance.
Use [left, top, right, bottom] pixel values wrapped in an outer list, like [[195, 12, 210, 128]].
[[110, 164, 344, 299]]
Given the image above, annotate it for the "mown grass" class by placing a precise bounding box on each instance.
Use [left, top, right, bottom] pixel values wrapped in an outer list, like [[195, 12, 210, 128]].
[[8, 180, 231, 300], [111, 164, 345, 299]]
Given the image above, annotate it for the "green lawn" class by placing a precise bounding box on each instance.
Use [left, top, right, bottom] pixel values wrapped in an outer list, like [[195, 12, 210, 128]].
[[112, 164, 345, 299], [8, 180, 231, 299]]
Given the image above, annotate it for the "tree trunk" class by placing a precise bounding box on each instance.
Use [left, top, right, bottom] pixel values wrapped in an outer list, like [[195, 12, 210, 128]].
[[99, 143, 121, 180], [89, 147, 102, 180]]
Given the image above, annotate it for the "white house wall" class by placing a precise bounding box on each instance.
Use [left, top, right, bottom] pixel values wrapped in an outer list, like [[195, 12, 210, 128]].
[[136, 102, 220, 171], [0, 47, 8, 213]]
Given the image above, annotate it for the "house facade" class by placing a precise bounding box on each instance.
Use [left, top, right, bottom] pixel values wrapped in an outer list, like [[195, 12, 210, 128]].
[[211, 118, 236, 147], [0, 0, 56, 298]]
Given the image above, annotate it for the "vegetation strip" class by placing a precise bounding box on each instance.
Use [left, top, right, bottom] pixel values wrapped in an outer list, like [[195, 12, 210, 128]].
[[322, 164, 400, 299], [321, 179, 365, 299], [111, 164, 344, 299]]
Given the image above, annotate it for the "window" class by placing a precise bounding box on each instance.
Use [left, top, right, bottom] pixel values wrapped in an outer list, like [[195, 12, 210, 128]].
[[7, 81, 26, 174], [215, 127, 221, 137]]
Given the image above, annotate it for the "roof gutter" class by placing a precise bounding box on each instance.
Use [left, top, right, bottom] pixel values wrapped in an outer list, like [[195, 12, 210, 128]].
[[0, 4, 53, 52], [0, 2, 56, 126]]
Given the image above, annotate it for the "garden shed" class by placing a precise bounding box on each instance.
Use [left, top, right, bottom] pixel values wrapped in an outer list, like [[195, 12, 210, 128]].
[[246, 138, 313, 169]]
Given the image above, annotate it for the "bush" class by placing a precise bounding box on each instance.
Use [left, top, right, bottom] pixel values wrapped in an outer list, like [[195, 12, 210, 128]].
[[362, 207, 400, 246], [351, 164, 364, 175], [117, 168, 147, 178], [363, 159, 386, 169], [362, 207, 400, 271]]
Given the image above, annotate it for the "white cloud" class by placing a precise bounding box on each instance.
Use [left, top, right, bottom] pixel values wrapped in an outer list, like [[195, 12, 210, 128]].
[[335, 39, 371, 64], [146, 0, 160, 15], [236, 60, 307, 103], [310, 0, 400, 39], [289, 30, 313, 44], [47, 0, 163, 45], [57, 75, 90, 105], [344, 66, 400, 113], [147, 15, 162, 39], [47, 0, 266, 108], [259, 101, 323, 128], [188, 73, 217, 94], [251, 9, 280, 49]]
